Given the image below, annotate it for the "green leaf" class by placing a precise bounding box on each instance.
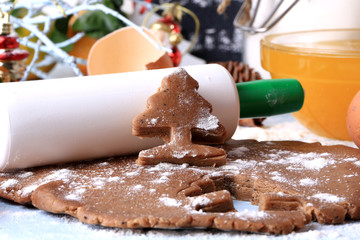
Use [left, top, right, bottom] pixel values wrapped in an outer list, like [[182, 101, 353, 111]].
[[85, 30, 108, 39], [72, 11, 125, 39], [112, 0, 124, 9], [104, 0, 124, 10], [11, 7, 28, 18], [49, 28, 73, 52], [54, 16, 70, 34], [103, 0, 115, 9]]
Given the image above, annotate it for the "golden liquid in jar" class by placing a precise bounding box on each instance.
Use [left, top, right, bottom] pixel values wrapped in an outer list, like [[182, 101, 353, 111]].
[[262, 40, 360, 140]]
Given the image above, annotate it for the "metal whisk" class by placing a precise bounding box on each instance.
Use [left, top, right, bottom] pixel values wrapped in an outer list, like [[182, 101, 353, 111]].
[[233, 0, 300, 34]]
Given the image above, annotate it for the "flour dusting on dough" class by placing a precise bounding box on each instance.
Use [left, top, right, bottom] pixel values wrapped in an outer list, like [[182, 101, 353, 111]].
[[1, 179, 18, 188], [312, 193, 345, 203], [264, 151, 336, 171], [159, 197, 182, 207], [191, 195, 211, 207], [227, 146, 249, 157], [196, 114, 219, 130], [300, 178, 318, 186]]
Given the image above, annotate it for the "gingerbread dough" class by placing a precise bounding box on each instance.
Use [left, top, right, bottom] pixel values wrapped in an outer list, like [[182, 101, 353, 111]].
[[132, 68, 227, 167], [1, 140, 360, 234]]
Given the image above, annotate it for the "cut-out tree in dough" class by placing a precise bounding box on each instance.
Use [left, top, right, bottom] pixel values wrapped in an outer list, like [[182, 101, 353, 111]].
[[132, 68, 227, 167]]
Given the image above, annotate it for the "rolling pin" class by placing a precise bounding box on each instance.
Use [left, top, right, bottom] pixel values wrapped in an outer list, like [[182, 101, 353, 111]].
[[0, 64, 303, 171]]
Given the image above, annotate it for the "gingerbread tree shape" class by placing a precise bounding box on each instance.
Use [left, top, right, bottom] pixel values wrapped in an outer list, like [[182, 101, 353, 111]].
[[132, 68, 227, 167]]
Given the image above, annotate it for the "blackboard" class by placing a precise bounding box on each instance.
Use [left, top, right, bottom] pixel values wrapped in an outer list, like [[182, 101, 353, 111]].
[[152, 0, 245, 62]]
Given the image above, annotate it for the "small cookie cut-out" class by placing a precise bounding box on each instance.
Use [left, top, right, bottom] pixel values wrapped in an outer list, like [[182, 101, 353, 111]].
[[132, 68, 227, 167]]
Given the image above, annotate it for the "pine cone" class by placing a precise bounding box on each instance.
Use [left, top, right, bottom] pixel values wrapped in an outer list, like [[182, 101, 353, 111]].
[[212, 61, 265, 127], [215, 61, 262, 83]]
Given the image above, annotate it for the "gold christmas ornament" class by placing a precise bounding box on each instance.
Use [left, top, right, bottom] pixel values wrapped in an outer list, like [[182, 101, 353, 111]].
[[0, 11, 11, 35], [168, 31, 182, 46], [143, 3, 199, 66], [162, 2, 183, 22]]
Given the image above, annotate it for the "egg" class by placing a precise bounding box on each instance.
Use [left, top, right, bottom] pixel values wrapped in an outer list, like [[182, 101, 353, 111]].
[[347, 90, 360, 148], [87, 26, 173, 75]]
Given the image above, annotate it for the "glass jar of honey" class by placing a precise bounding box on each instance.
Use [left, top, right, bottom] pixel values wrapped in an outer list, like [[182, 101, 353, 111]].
[[261, 29, 360, 140]]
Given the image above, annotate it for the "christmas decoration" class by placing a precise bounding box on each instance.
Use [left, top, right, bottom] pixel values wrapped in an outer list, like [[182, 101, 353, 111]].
[[0, 10, 28, 82], [0, 0, 169, 80], [143, 2, 199, 67]]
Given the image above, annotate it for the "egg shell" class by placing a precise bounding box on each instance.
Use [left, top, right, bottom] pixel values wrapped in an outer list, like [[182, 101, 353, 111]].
[[87, 26, 173, 75], [347, 90, 360, 149]]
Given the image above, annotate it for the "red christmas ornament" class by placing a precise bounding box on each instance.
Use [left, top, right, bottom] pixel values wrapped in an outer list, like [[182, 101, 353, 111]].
[[169, 46, 181, 67], [0, 35, 19, 49], [0, 49, 29, 61], [0, 12, 29, 82]]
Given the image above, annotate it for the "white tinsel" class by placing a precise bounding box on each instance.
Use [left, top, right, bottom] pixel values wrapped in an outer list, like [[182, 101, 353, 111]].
[[1, 0, 169, 80]]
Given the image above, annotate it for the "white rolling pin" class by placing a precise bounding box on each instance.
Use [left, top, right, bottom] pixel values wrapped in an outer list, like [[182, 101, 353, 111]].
[[0, 64, 304, 171], [0, 64, 240, 171]]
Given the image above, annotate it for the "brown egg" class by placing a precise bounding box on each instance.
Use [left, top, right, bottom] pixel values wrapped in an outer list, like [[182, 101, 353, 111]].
[[87, 26, 173, 75], [347, 90, 360, 148]]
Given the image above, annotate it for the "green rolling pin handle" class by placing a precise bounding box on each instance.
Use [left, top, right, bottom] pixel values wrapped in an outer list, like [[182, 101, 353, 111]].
[[237, 79, 304, 119]]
